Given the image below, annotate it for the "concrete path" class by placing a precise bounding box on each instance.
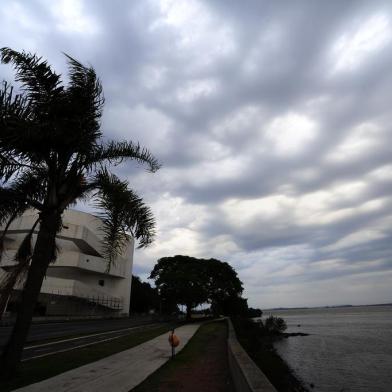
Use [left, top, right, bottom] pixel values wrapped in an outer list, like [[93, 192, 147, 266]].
[[14, 324, 200, 392]]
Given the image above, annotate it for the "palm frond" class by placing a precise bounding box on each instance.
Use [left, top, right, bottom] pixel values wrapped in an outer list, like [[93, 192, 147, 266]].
[[94, 170, 130, 271], [0, 191, 28, 227], [0, 80, 60, 169], [57, 171, 96, 211], [0, 169, 44, 258], [0, 170, 44, 258], [0, 81, 32, 122], [94, 170, 156, 271], [84, 140, 161, 172], [126, 198, 156, 248], [65, 54, 104, 112], [13, 169, 47, 201], [1, 47, 63, 104], [0, 81, 39, 180], [63, 54, 104, 150], [0, 49, 83, 166], [0, 169, 46, 216]]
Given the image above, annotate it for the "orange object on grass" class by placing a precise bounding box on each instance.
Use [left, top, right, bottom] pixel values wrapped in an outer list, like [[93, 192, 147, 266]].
[[168, 332, 180, 347]]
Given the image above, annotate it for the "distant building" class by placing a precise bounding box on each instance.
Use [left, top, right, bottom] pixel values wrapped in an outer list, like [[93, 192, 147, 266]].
[[0, 209, 134, 317]]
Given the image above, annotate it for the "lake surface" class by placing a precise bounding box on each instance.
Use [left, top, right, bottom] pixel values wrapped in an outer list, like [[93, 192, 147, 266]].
[[268, 305, 392, 392]]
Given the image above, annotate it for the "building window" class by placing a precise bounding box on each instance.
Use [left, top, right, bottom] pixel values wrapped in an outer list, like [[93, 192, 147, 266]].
[[98, 279, 105, 287]]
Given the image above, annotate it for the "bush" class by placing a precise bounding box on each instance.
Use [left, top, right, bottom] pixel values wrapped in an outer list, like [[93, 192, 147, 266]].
[[247, 307, 263, 318], [264, 315, 287, 334]]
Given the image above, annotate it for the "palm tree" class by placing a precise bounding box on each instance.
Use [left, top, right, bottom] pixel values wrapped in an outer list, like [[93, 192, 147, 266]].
[[0, 48, 160, 377]]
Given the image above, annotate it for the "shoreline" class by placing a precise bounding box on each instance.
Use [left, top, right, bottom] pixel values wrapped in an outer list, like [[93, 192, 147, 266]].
[[232, 318, 310, 392], [259, 334, 310, 392], [271, 334, 311, 392]]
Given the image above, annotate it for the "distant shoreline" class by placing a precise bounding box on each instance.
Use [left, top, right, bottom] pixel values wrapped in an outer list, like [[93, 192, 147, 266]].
[[263, 302, 392, 311]]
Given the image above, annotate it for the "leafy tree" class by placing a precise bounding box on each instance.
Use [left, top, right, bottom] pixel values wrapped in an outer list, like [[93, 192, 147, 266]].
[[247, 307, 263, 318], [149, 255, 208, 319], [149, 255, 244, 319], [130, 275, 159, 314], [0, 48, 160, 376], [264, 315, 287, 334], [204, 258, 243, 316], [219, 295, 250, 317]]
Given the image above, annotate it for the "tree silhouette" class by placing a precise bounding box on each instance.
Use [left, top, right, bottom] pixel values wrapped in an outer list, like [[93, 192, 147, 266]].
[[149, 255, 244, 319], [150, 255, 208, 319], [0, 48, 160, 377]]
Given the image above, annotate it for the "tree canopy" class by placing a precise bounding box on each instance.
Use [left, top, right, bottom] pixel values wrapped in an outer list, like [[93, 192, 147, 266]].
[[149, 255, 208, 318], [149, 255, 244, 319], [130, 275, 159, 314]]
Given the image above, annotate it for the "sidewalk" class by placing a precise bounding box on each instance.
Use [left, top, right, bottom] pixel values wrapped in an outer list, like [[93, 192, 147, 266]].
[[134, 320, 234, 392], [14, 324, 200, 392]]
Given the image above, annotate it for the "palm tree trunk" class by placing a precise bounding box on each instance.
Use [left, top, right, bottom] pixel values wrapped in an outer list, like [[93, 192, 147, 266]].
[[0, 212, 60, 379]]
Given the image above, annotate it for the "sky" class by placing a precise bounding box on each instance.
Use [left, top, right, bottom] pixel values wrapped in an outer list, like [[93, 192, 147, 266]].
[[1, 0, 392, 308]]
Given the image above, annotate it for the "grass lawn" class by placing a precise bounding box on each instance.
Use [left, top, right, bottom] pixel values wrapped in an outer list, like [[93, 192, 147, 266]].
[[133, 320, 234, 392], [0, 324, 171, 392]]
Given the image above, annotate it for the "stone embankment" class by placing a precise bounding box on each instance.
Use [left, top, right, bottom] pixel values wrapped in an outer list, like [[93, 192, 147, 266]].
[[227, 318, 277, 392]]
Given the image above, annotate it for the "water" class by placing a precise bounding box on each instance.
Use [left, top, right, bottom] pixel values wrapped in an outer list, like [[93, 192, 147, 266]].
[[268, 305, 392, 392]]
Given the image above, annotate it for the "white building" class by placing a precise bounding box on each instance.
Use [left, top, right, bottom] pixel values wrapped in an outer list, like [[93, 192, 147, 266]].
[[0, 209, 134, 317]]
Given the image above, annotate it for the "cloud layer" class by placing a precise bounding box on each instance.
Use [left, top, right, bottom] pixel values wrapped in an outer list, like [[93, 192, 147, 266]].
[[2, 0, 392, 308]]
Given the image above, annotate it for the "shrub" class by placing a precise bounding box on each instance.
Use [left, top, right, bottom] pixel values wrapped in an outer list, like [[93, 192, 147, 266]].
[[264, 315, 287, 334]]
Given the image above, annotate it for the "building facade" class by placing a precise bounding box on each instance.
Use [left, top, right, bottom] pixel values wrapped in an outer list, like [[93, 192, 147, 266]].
[[0, 209, 134, 317]]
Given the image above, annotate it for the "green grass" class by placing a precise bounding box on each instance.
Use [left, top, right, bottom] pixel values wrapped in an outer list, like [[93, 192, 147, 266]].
[[133, 320, 230, 392], [0, 324, 171, 392]]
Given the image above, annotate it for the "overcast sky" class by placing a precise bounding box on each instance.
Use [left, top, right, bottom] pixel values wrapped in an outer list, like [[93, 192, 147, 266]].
[[2, 0, 392, 308]]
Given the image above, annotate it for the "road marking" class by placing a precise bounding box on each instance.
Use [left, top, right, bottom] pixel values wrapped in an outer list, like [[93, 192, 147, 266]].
[[21, 323, 163, 361], [22, 334, 132, 361], [24, 324, 158, 350]]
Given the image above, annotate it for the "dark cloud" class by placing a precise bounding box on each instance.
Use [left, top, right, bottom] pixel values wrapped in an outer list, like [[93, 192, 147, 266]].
[[2, 0, 392, 307]]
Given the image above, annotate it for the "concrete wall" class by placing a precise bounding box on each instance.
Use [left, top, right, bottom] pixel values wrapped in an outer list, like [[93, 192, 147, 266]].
[[227, 318, 277, 392]]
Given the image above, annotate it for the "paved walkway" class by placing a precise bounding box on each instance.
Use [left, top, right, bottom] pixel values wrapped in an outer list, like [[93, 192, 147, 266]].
[[134, 320, 234, 392], [14, 324, 200, 392]]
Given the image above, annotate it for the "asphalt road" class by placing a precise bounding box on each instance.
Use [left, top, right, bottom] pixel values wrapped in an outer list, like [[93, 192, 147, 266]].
[[20, 323, 163, 361], [0, 318, 161, 349]]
